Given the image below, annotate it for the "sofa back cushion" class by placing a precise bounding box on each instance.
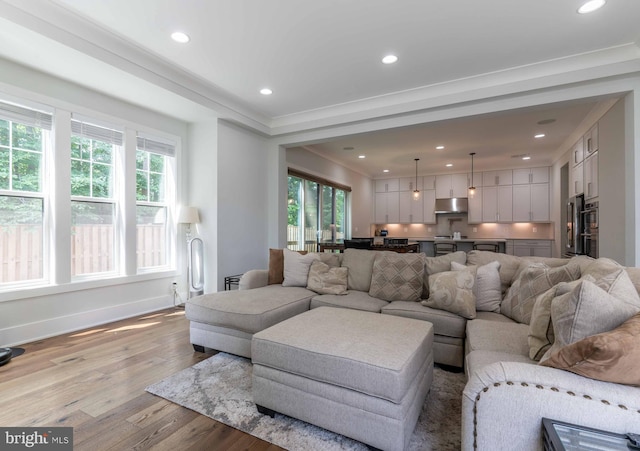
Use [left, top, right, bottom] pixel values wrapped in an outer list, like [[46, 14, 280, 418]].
[[466, 250, 522, 296], [341, 248, 383, 292]]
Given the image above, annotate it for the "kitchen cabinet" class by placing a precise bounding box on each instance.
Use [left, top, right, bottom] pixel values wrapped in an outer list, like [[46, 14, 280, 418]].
[[422, 175, 436, 190], [482, 185, 512, 222], [584, 152, 598, 200], [399, 191, 424, 223], [572, 138, 584, 166], [374, 191, 399, 223], [570, 162, 584, 196], [584, 123, 599, 155], [399, 177, 422, 192], [511, 240, 552, 258], [512, 183, 550, 222], [422, 189, 436, 224], [468, 187, 483, 224], [482, 170, 512, 186], [512, 167, 549, 185], [375, 178, 399, 193], [436, 173, 468, 198]]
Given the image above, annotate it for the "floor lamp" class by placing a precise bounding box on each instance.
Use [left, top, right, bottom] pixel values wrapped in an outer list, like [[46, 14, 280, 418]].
[[178, 206, 204, 301]]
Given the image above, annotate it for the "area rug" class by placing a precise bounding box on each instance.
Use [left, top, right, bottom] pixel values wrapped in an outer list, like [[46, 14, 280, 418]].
[[146, 353, 466, 450]]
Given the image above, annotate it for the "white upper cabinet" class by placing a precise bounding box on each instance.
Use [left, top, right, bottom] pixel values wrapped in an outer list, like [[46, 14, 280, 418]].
[[399, 177, 422, 192], [468, 187, 483, 224], [513, 184, 550, 222], [423, 189, 437, 224], [374, 191, 400, 223], [422, 175, 436, 190], [481, 170, 512, 187], [512, 167, 549, 185], [572, 138, 584, 166], [436, 173, 468, 198], [482, 185, 512, 222], [584, 123, 599, 155], [570, 161, 584, 197], [375, 178, 399, 193], [399, 191, 424, 223], [584, 152, 598, 200]]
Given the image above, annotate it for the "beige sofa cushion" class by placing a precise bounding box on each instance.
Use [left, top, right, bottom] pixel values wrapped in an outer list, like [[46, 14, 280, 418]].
[[282, 248, 320, 287], [341, 248, 384, 292], [369, 252, 425, 302], [382, 301, 467, 339], [422, 251, 467, 297], [452, 260, 502, 312], [310, 291, 389, 313], [466, 250, 523, 296]]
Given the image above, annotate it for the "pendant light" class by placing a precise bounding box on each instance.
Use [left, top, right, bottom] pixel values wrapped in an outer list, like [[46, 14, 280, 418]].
[[413, 158, 420, 200], [468, 152, 476, 198]]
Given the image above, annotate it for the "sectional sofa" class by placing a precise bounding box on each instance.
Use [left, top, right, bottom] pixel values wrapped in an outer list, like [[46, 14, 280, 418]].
[[185, 248, 640, 451]]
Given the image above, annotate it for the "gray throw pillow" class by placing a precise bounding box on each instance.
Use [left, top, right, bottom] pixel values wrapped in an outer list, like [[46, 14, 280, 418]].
[[369, 252, 425, 302], [282, 248, 320, 287], [422, 270, 476, 319], [452, 260, 501, 312], [307, 260, 348, 295]]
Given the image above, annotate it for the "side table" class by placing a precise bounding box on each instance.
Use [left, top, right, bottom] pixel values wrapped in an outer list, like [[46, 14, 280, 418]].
[[542, 418, 640, 451], [224, 274, 243, 291]]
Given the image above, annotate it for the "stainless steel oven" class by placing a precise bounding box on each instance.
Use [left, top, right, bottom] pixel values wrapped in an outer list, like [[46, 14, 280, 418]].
[[565, 195, 583, 257], [582, 201, 598, 258]]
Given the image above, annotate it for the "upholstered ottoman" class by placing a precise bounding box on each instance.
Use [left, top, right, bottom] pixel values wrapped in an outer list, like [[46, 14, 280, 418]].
[[252, 307, 434, 451]]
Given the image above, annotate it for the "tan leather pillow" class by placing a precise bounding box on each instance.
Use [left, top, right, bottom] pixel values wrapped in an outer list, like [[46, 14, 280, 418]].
[[267, 248, 306, 285], [540, 312, 640, 386]]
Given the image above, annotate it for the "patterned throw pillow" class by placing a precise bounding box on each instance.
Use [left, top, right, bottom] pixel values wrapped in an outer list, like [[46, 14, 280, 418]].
[[368, 253, 425, 302], [422, 270, 476, 319], [307, 260, 348, 295], [502, 263, 581, 324]]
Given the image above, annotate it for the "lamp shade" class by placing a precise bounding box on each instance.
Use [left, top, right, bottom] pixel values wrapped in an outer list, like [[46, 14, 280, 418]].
[[178, 206, 200, 224]]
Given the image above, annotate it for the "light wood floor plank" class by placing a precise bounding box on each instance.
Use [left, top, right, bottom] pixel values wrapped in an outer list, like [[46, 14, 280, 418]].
[[1, 308, 282, 450]]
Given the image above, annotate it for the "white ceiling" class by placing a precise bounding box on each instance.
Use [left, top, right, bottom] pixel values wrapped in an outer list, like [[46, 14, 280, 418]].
[[0, 0, 639, 176]]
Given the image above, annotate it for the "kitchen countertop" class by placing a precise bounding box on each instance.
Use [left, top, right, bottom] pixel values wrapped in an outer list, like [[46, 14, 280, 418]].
[[403, 237, 508, 243]]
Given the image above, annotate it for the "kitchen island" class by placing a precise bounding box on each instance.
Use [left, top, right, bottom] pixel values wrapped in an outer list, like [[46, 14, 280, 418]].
[[414, 237, 507, 256]]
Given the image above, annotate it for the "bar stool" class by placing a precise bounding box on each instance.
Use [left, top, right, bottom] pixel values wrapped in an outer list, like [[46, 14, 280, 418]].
[[434, 241, 457, 256], [473, 241, 500, 252]]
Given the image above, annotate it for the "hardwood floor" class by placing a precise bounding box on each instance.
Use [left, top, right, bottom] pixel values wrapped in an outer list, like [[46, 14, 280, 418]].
[[0, 308, 283, 451]]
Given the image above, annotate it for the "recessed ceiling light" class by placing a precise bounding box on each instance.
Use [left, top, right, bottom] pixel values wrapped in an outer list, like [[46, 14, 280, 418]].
[[534, 133, 546, 138], [537, 118, 556, 125], [358, 155, 366, 159], [522, 156, 531, 160], [260, 88, 273, 95], [446, 163, 453, 167], [436, 146, 445, 150], [383, 169, 389, 173], [171, 32, 190, 43], [578, 0, 606, 14], [343, 146, 355, 151], [382, 55, 398, 65]]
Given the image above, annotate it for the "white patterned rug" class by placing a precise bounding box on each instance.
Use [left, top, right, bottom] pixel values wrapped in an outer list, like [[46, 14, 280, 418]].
[[146, 353, 466, 450]]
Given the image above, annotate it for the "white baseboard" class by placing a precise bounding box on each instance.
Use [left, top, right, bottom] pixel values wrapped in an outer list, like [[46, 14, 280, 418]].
[[1, 295, 174, 347]]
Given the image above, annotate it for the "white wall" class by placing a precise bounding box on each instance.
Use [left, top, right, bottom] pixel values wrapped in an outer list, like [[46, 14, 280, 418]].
[[0, 58, 189, 346], [286, 147, 373, 236], [217, 121, 269, 289]]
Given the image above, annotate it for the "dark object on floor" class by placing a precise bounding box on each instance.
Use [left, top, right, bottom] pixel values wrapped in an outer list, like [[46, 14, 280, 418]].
[[0, 347, 25, 366]]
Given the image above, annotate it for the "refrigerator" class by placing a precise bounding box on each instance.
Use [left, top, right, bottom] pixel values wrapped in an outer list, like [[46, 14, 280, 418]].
[[565, 194, 584, 257]]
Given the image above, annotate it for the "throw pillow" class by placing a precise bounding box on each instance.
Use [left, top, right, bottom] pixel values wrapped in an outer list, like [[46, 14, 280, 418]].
[[307, 260, 348, 295], [422, 251, 467, 298], [466, 250, 522, 296], [541, 280, 640, 361], [422, 270, 476, 319], [369, 252, 425, 302], [268, 248, 307, 285], [527, 278, 586, 361], [501, 263, 581, 324], [540, 312, 640, 386], [452, 260, 501, 312], [591, 268, 640, 307], [282, 248, 320, 287]]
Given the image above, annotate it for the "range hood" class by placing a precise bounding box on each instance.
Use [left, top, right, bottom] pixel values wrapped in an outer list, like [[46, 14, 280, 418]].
[[434, 197, 468, 214]]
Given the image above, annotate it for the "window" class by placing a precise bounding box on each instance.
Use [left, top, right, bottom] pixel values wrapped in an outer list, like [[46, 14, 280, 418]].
[[287, 170, 350, 252], [135, 134, 175, 271], [70, 119, 122, 277], [0, 101, 52, 286]]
